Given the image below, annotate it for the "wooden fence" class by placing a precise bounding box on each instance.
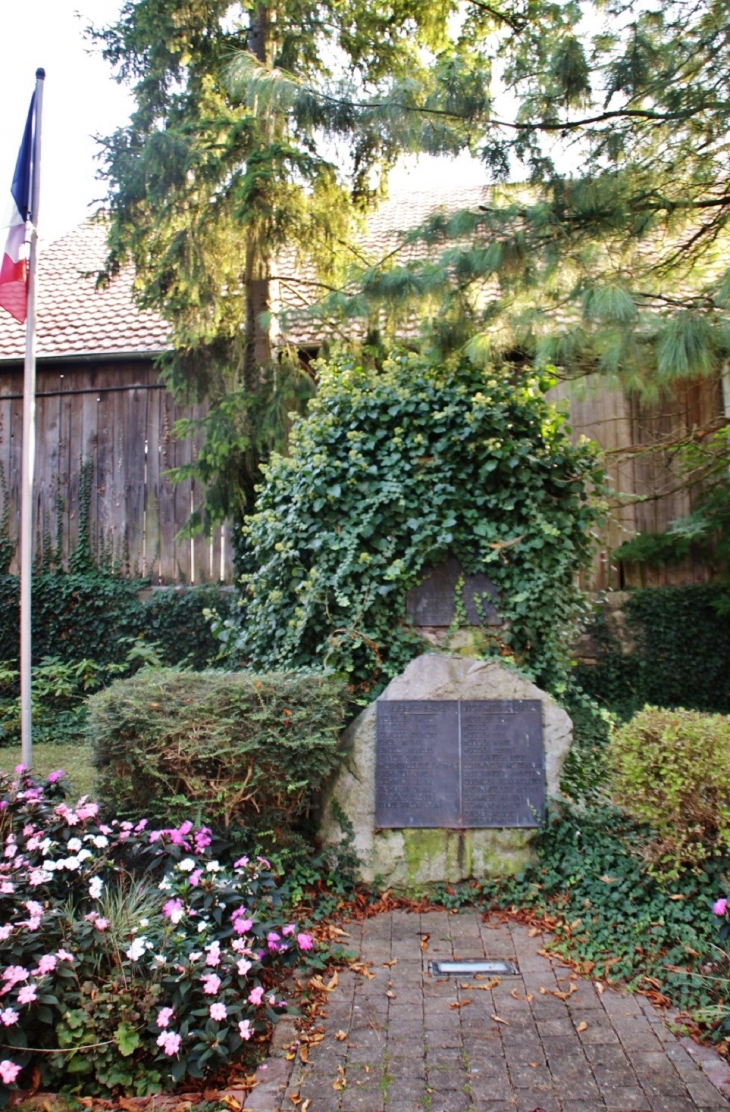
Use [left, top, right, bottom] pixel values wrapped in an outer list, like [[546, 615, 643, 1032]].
[[0, 359, 234, 584], [551, 372, 725, 590], [0, 358, 724, 590]]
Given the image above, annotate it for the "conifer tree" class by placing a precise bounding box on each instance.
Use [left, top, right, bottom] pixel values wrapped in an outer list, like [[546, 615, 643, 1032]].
[[95, 0, 459, 527]]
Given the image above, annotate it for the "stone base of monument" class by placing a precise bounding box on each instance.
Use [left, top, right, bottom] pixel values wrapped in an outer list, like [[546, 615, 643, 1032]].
[[318, 653, 572, 890]]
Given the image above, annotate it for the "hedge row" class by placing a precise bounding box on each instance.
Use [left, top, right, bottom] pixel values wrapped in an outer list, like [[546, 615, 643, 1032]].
[[574, 584, 730, 718], [0, 573, 235, 671]]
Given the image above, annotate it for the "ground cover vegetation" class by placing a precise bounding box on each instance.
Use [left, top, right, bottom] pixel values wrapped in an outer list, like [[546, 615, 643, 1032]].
[[0, 767, 320, 1101]]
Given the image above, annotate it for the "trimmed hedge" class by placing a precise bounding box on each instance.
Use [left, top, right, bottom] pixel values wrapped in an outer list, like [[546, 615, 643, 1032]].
[[88, 668, 348, 832], [0, 574, 234, 670], [610, 705, 730, 879]]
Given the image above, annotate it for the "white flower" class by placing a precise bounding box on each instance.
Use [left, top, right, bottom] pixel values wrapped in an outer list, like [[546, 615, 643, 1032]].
[[152, 954, 166, 967], [29, 869, 52, 886], [188, 951, 202, 962], [67, 838, 82, 852], [158, 877, 172, 891], [39, 839, 53, 856], [205, 861, 221, 873], [139, 918, 149, 928], [170, 908, 184, 924], [125, 937, 147, 962], [177, 858, 196, 873], [88, 877, 104, 900], [92, 836, 109, 848], [43, 860, 57, 872], [63, 856, 81, 871], [197, 921, 208, 933], [77, 849, 93, 863]]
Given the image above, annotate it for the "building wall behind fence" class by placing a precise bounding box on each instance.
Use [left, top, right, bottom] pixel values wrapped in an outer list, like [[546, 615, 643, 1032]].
[[0, 359, 235, 584]]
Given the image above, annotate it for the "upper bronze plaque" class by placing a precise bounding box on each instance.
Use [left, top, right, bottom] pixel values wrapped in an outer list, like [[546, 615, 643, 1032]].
[[405, 556, 500, 627], [375, 699, 544, 829]]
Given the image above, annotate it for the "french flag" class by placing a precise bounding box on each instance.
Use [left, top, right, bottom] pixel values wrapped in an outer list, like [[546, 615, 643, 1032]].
[[0, 95, 35, 323]]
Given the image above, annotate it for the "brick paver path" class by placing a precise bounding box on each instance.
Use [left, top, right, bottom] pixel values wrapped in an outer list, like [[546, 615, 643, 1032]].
[[281, 909, 730, 1112]]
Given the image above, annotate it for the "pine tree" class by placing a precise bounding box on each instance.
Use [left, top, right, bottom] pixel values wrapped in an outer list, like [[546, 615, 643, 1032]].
[[95, 0, 457, 527], [306, 0, 730, 393]]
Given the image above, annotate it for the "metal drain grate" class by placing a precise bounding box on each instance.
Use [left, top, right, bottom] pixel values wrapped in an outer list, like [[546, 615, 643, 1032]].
[[430, 959, 518, 977]]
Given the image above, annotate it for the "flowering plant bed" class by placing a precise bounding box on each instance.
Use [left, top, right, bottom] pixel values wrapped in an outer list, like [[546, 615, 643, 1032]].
[[0, 767, 314, 1102]]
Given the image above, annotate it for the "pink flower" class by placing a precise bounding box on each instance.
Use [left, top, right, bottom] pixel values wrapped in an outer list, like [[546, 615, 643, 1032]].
[[0, 1008, 19, 1026], [194, 827, 212, 851], [237, 958, 252, 976], [714, 898, 727, 916], [156, 1031, 181, 1056], [248, 986, 264, 1006], [56, 949, 74, 963], [256, 855, 271, 868], [268, 995, 276, 1005], [0, 1059, 21, 1084], [2, 966, 29, 987], [0, 881, 14, 894], [297, 932, 314, 951], [35, 954, 57, 975], [17, 984, 37, 1005], [163, 898, 185, 923], [94, 918, 110, 931], [233, 917, 253, 935], [205, 942, 221, 967], [25, 901, 43, 918], [233, 856, 249, 868], [282, 924, 296, 937], [14, 764, 26, 774], [189, 869, 203, 887], [209, 1002, 227, 1021], [201, 974, 221, 995], [47, 770, 65, 783], [267, 931, 281, 945], [238, 1019, 252, 1040], [157, 1007, 174, 1029]]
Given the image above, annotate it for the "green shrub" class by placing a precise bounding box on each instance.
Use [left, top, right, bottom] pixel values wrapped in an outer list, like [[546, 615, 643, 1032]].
[[609, 705, 730, 878], [230, 352, 603, 693], [88, 668, 348, 831]]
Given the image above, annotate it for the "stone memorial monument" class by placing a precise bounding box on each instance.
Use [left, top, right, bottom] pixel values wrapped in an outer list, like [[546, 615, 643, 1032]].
[[319, 653, 572, 889]]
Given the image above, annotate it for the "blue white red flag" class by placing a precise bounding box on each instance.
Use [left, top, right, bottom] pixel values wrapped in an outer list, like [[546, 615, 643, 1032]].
[[0, 95, 36, 323]]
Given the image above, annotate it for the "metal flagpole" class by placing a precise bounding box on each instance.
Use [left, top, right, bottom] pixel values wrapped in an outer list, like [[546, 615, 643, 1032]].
[[20, 68, 46, 770]]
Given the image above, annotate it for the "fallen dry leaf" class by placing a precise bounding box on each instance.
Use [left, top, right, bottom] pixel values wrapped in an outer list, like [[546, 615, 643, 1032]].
[[419, 934, 430, 952], [539, 987, 548, 995], [552, 983, 577, 1001], [600, 875, 618, 884], [299, 1046, 309, 1064], [596, 982, 604, 995], [327, 971, 339, 991], [349, 962, 375, 980], [528, 927, 541, 938], [383, 959, 397, 967], [335, 1030, 348, 1041], [449, 999, 473, 1009], [510, 989, 534, 1003], [386, 991, 396, 999], [576, 1021, 588, 1033], [529, 1062, 539, 1068], [491, 1014, 510, 1026], [289, 1097, 302, 1107], [301, 1101, 311, 1112]]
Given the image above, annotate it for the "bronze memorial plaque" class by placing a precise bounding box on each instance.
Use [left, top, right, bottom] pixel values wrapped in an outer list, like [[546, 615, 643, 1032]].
[[375, 699, 544, 828]]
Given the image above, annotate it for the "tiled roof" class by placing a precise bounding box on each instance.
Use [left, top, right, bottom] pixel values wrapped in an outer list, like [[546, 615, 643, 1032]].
[[0, 185, 490, 362], [0, 221, 170, 361]]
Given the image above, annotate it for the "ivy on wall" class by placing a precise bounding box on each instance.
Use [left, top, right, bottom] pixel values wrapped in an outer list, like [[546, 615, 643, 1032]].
[[229, 352, 605, 693], [574, 585, 730, 718]]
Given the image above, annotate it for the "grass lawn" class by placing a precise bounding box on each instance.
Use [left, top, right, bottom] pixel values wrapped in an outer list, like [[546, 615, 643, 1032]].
[[0, 743, 96, 797]]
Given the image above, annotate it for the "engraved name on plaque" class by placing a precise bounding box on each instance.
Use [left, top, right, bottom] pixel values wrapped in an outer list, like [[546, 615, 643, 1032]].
[[375, 699, 544, 829]]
